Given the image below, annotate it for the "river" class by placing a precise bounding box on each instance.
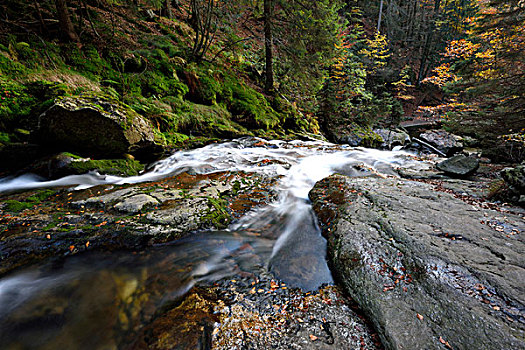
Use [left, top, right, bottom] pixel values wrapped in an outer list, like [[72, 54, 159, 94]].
[[0, 138, 430, 349]]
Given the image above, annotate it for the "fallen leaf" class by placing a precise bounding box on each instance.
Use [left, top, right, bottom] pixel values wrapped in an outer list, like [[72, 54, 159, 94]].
[[439, 336, 452, 348]]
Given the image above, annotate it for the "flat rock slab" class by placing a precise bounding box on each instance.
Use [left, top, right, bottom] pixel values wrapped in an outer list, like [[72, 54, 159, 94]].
[[310, 175, 525, 350], [0, 171, 277, 276]]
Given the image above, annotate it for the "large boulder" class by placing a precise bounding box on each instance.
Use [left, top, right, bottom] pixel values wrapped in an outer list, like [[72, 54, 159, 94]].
[[310, 175, 525, 350], [419, 130, 463, 156], [437, 154, 480, 177], [37, 95, 155, 158], [374, 128, 410, 149], [330, 124, 383, 148]]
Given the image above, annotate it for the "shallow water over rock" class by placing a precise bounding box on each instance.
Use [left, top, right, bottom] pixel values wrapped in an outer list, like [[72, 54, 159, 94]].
[[0, 138, 430, 349]]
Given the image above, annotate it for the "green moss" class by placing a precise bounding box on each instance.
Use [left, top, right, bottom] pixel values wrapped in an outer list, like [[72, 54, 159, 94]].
[[139, 71, 188, 98], [68, 159, 145, 177], [3, 189, 56, 212], [0, 80, 35, 129], [350, 124, 383, 148], [186, 102, 251, 138], [0, 19, 307, 141], [0, 53, 30, 78], [161, 132, 190, 146], [26, 189, 57, 203], [63, 44, 112, 80], [203, 197, 231, 229], [60, 152, 84, 160], [4, 200, 34, 212], [229, 83, 281, 130], [0, 79, 70, 132]]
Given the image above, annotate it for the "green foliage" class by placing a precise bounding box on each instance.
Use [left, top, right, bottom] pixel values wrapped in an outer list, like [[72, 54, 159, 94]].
[[0, 79, 70, 133], [0, 132, 11, 143], [160, 132, 190, 146], [0, 0, 338, 144], [0, 53, 30, 78], [184, 102, 250, 138], [63, 45, 112, 80], [274, 0, 344, 110], [0, 80, 35, 129]]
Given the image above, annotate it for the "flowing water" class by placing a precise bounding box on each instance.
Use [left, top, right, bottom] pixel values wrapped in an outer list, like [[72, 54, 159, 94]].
[[0, 138, 430, 348]]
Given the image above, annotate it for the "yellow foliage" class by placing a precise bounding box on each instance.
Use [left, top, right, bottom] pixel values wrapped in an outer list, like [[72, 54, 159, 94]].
[[423, 63, 460, 87], [359, 32, 391, 71]]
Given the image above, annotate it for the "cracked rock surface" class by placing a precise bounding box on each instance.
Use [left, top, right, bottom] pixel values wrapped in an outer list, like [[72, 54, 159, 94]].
[[310, 175, 525, 350]]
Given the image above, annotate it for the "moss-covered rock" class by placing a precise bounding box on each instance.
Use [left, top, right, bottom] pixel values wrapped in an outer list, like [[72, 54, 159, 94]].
[[3, 189, 55, 213], [66, 158, 145, 177], [37, 94, 155, 157], [334, 124, 383, 148]]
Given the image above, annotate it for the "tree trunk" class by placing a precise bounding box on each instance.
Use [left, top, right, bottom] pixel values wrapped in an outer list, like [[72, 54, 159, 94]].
[[54, 0, 79, 42], [264, 0, 274, 94], [417, 0, 441, 84], [164, 0, 173, 19], [377, 0, 384, 32]]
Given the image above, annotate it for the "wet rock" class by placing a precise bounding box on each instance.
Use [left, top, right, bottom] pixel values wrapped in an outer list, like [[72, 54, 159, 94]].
[[339, 133, 363, 147], [0, 143, 52, 175], [212, 283, 380, 350], [45, 153, 145, 178], [325, 123, 382, 148], [501, 163, 525, 205], [437, 154, 480, 177], [0, 171, 277, 276], [47, 152, 77, 177], [501, 163, 525, 194], [310, 175, 525, 350], [129, 288, 219, 350], [143, 197, 209, 234], [419, 129, 463, 156], [37, 95, 155, 158], [374, 129, 410, 149], [114, 194, 159, 214]]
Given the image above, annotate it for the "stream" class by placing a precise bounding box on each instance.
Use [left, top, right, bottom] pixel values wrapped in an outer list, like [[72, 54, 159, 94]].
[[0, 138, 429, 349]]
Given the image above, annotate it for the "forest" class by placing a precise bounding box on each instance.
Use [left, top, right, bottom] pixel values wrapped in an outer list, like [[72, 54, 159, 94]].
[[0, 1, 524, 349], [0, 0, 523, 163]]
